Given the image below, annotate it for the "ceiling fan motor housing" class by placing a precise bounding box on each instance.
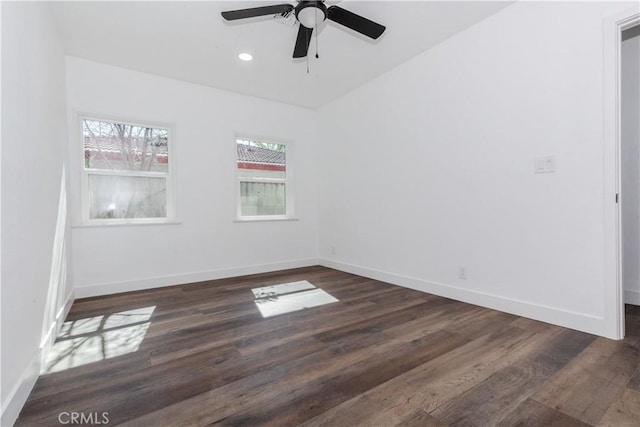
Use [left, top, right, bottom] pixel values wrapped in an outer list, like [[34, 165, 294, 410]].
[[295, 1, 327, 29]]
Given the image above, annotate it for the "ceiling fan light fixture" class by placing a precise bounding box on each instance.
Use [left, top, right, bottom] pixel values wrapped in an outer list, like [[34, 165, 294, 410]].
[[295, 1, 327, 29], [221, 1, 386, 59]]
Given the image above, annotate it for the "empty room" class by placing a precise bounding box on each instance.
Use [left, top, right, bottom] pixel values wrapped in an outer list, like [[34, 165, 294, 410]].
[[2, 1, 640, 426]]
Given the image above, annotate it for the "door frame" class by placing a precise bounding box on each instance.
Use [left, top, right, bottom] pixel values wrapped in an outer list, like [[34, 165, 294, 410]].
[[603, 7, 640, 340]]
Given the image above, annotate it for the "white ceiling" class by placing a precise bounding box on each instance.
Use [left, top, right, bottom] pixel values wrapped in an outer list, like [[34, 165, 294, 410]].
[[50, 1, 513, 109]]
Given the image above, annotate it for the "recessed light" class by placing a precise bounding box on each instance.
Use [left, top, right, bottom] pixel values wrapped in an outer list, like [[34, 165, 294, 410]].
[[238, 53, 253, 61]]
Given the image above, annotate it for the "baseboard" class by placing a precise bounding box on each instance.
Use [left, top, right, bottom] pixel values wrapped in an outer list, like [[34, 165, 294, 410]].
[[0, 351, 40, 427], [320, 259, 607, 337], [74, 258, 321, 298], [1, 291, 74, 427], [625, 289, 640, 305], [40, 290, 75, 364]]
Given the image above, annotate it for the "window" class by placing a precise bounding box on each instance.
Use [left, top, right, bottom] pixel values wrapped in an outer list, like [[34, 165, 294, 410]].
[[81, 117, 174, 224], [236, 138, 290, 219]]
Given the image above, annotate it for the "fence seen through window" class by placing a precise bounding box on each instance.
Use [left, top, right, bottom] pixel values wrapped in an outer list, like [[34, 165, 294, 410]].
[[236, 139, 287, 218]]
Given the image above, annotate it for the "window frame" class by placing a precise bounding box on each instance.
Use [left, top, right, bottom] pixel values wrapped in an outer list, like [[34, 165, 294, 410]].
[[235, 136, 294, 221], [78, 113, 177, 226]]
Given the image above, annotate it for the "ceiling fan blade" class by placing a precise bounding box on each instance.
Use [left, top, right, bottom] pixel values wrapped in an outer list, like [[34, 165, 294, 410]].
[[293, 25, 313, 58], [326, 6, 385, 39], [221, 4, 294, 21]]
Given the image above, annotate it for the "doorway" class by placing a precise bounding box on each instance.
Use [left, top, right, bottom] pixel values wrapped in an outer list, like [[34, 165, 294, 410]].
[[621, 24, 640, 312], [604, 8, 640, 340]]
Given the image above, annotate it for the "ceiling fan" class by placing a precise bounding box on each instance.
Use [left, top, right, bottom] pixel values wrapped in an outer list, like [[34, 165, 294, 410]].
[[221, 1, 386, 58]]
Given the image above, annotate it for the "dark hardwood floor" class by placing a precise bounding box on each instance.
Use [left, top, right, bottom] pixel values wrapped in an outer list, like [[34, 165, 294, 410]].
[[16, 266, 640, 426]]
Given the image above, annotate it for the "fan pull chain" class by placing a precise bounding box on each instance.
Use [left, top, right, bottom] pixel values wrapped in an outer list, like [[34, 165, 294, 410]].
[[315, 6, 319, 59]]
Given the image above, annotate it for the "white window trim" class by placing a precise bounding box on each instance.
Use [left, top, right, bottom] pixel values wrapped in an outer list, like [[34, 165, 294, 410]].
[[235, 136, 295, 221], [78, 113, 178, 226]]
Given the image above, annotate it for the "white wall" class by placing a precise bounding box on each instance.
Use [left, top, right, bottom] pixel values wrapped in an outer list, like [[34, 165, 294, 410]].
[[622, 33, 640, 305], [66, 58, 318, 297], [317, 1, 635, 338], [1, 2, 73, 425]]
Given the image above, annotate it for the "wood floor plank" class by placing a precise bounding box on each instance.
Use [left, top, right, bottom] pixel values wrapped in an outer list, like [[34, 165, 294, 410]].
[[393, 409, 447, 427], [496, 398, 592, 427], [531, 337, 638, 425], [572, 338, 640, 386], [628, 367, 640, 392], [510, 316, 554, 334], [598, 388, 640, 427], [313, 299, 452, 345], [431, 328, 594, 426], [14, 266, 640, 427]]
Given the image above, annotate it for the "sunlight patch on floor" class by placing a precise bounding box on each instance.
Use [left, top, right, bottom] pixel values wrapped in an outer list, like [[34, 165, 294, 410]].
[[251, 280, 316, 299], [43, 306, 155, 374], [252, 281, 338, 318]]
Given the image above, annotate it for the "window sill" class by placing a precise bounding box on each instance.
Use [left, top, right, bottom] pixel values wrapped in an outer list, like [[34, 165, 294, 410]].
[[73, 220, 182, 229], [233, 217, 299, 223]]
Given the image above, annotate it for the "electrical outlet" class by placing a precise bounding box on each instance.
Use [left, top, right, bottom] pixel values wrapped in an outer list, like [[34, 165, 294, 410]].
[[330, 246, 336, 255], [534, 155, 556, 173], [458, 266, 467, 280]]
